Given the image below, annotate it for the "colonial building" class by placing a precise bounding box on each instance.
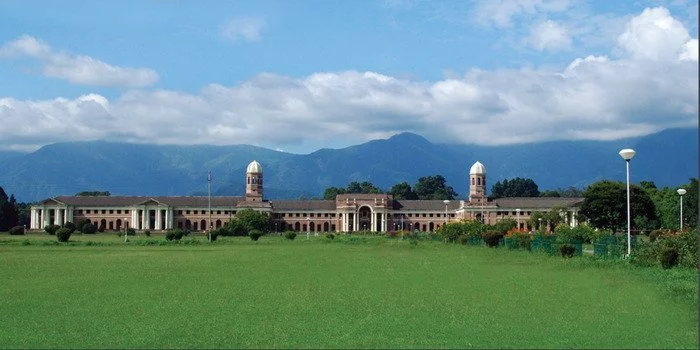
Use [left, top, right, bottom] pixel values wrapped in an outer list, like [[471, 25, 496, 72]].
[[30, 161, 583, 233]]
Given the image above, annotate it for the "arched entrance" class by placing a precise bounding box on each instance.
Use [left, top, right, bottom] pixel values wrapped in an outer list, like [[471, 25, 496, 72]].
[[358, 206, 372, 231]]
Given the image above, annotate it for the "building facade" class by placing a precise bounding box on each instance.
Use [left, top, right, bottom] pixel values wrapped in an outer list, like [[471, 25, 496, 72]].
[[30, 161, 583, 233]]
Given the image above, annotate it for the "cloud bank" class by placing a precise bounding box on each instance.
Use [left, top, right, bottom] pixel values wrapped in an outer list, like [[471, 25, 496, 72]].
[[0, 7, 697, 152]]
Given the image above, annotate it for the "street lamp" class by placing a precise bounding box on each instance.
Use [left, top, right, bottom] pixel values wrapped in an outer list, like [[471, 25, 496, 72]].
[[306, 217, 310, 240], [538, 217, 542, 231], [677, 188, 686, 231], [443, 200, 450, 225], [619, 148, 636, 257], [516, 209, 521, 231]]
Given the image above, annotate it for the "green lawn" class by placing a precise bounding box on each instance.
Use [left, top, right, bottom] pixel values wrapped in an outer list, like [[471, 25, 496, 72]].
[[0, 233, 697, 349]]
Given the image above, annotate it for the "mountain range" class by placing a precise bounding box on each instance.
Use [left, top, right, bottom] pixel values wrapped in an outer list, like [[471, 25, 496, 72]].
[[1, 128, 697, 202]]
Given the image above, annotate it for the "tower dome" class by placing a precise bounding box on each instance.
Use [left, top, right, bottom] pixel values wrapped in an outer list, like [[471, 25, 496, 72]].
[[469, 161, 485, 175], [246, 160, 262, 173]]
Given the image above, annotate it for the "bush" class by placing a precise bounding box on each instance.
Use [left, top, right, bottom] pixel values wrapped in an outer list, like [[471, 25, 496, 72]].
[[63, 221, 76, 233], [126, 228, 136, 236], [44, 224, 60, 235], [144, 230, 151, 237], [284, 231, 297, 240], [325, 233, 335, 240], [649, 229, 663, 243], [660, 247, 679, 269], [483, 230, 503, 248], [9, 225, 25, 235], [81, 222, 97, 234], [458, 234, 469, 245], [56, 227, 72, 242], [560, 244, 576, 258], [249, 230, 263, 241], [165, 229, 185, 241], [209, 230, 219, 242]]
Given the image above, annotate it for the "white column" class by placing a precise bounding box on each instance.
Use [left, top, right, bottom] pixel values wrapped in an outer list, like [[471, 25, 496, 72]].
[[382, 212, 386, 232], [43, 208, 50, 228], [155, 209, 162, 230], [66, 208, 73, 223], [353, 211, 358, 232], [370, 210, 375, 232], [30, 208, 36, 229], [54, 208, 63, 225], [140, 209, 146, 230]]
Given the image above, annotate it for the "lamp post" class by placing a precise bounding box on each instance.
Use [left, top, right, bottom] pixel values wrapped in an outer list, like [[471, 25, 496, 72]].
[[443, 200, 450, 226], [619, 148, 636, 257], [516, 209, 521, 231], [538, 217, 542, 231], [677, 188, 686, 231], [306, 217, 310, 240]]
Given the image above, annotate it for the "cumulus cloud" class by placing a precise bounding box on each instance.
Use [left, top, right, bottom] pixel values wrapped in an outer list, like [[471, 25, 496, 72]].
[[0, 35, 158, 87], [0, 7, 697, 152], [617, 7, 692, 61], [526, 20, 572, 51], [220, 17, 266, 43]]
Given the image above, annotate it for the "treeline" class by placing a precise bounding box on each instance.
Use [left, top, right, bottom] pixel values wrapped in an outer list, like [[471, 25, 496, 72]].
[[323, 175, 459, 200], [0, 186, 30, 231]]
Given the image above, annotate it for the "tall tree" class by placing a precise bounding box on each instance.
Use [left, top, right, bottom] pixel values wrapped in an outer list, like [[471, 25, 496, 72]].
[[413, 175, 458, 200], [491, 177, 539, 199], [0, 186, 19, 231], [579, 180, 657, 233], [323, 187, 346, 200], [388, 182, 418, 200]]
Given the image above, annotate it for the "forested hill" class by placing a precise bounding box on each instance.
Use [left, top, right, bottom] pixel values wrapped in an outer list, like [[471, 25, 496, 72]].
[[1, 127, 697, 202]]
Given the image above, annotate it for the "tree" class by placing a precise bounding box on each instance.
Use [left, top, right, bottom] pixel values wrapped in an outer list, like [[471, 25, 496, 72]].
[[413, 175, 458, 200], [345, 181, 382, 194], [388, 182, 418, 200], [76, 191, 111, 196], [491, 178, 539, 199], [227, 208, 271, 234], [540, 190, 561, 197], [579, 180, 657, 233], [323, 187, 346, 200], [0, 186, 19, 231]]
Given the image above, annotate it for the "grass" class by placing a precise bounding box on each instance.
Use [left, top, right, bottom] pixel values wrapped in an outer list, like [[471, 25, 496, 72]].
[[0, 233, 697, 349]]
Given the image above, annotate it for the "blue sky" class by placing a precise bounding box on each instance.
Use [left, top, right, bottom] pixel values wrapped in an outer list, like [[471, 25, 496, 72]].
[[0, 0, 697, 153]]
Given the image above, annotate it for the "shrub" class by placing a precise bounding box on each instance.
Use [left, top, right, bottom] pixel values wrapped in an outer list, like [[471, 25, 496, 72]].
[[560, 244, 576, 258], [144, 230, 151, 237], [97, 224, 105, 233], [63, 221, 76, 233], [386, 230, 399, 238], [44, 224, 60, 235], [325, 233, 335, 240], [649, 229, 663, 243], [126, 228, 136, 236], [284, 231, 297, 240], [165, 229, 185, 241], [9, 225, 25, 235], [249, 230, 263, 241], [56, 227, 72, 242], [458, 234, 469, 245], [483, 230, 503, 248], [209, 230, 219, 242], [81, 222, 97, 234], [660, 247, 679, 269]]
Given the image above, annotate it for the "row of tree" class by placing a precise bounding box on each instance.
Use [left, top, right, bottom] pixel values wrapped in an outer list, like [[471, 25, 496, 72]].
[[323, 175, 459, 200], [490, 177, 584, 199], [0, 187, 30, 231]]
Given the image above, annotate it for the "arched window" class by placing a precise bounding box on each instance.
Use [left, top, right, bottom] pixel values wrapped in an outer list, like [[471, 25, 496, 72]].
[[252, 177, 257, 184], [471, 178, 475, 185], [477, 178, 481, 185]]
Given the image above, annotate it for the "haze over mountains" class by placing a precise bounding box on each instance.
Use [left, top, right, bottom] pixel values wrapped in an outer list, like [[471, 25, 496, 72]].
[[1, 128, 697, 202]]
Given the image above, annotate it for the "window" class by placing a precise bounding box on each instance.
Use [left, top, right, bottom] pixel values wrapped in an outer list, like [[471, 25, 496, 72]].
[[296, 213, 300, 217], [217, 211, 221, 214], [117, 210, 122, 214], [193, 210, 198, 214], [125, 210, 129, 214], [224, 211, 229, 214], [85, 209, 90, 214], [178, 210, 183, 215], [101, 210, 106, 214], [422, 214, 426, 217], [331, 214, 336, 218], [324, 213, 328, 217], [429, 214, 433, 217], [186, 210, 190, 214], [310, 213, 314, 217], [76, 209, 83, 215], [109, 210, 114, 214], [408, 213, 412, 217]]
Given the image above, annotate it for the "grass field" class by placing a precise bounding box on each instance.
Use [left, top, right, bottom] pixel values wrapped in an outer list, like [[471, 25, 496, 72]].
[[1, 233, 697, 349]]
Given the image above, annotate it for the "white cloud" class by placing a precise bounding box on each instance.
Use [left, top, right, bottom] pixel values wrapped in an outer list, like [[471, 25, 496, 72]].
[[220, 17, 266, 43], [527, 20, 572, 51], [473, 0, 572, 28], [0, 7, 697, 153], [617, 7, 691, 61], [0, 35, 158, 88], [679, 39, 698, 61]]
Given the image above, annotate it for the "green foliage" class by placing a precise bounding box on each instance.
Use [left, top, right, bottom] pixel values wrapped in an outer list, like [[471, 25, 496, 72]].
[[490, 177, 539, 199], [9, 225, 24, 235], [483, 230, 502, 248], [249, 229, 263, 241], [283, 231, 297, 240], [126, 228, 136, 236], [436, 220, 486, 243], [0, 187, 20, 231], [388, 182, 418, 200], [165, 229, 185, 241], [580, 180, 657, 233], [560, 244, 575, 258], [209, 230, 219, 242], [144, 230, 151, 237], [323, 186, 346, 200], [346, 181, 383, 194], [458, 234, 469, 245], [55, 227, 72, 242], [631, 231, 697, 269], [225, 209, 270, 235], [325, 233, 335, 240], [81, 222, 97, 234], [490, 218, 517, 235], [505, 232, 531, 250], [75, 191, 111, 196], [414, 175, 458, 200], [44, 224, 60, 235], [660, 247, 679, 269], [63, 221, 76, 234]]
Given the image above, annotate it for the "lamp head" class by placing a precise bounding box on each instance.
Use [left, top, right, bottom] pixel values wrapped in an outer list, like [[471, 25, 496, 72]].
[[677, 188, 687, 196], [443, 200, 450, 204], [619, 148, 636, 161]]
